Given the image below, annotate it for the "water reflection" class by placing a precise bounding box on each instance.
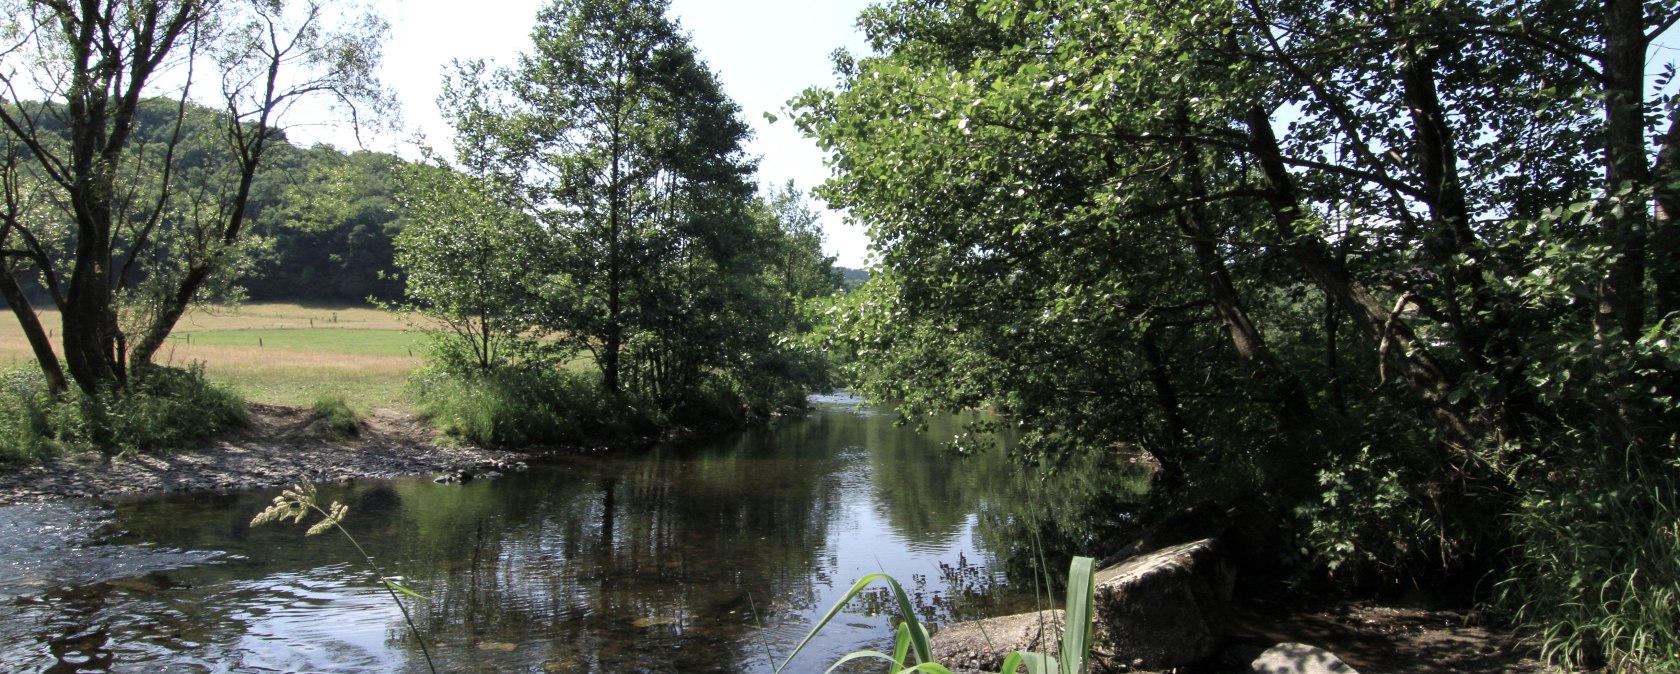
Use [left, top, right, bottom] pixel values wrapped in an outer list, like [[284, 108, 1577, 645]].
[[0, 397, 1150, 672]]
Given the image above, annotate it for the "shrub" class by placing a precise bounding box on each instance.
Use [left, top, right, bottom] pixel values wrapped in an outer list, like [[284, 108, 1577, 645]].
[[407, 367, 648, 447], [85, 364, 247, 455]]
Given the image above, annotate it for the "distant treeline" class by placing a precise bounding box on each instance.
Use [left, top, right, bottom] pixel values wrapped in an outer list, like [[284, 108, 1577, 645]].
[[3, 96, 867, 312], [1, 98, 402, 308]]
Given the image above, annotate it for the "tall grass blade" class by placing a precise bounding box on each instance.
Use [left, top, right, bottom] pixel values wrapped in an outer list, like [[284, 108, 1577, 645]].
[[777, 573, 931, 673], [384, 578, 429, 600], [1060, 556, 1096, 674], [817, 650, 958, 674], [893, 621, 912, 673], [1011, 651, 1057, 674]]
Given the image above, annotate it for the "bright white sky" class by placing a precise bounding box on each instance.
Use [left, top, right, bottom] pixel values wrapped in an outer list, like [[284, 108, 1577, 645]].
[[289, 0, 877, 268]]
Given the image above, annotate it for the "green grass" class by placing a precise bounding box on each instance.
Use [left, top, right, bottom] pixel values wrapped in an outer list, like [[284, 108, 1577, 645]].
[[311, 395, 362, 440], [4, 303, 430, 412], [166, 328, 427, 357]]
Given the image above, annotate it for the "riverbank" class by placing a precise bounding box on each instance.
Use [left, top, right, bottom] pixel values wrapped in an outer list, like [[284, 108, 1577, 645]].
[[0, 403, 522, 505]]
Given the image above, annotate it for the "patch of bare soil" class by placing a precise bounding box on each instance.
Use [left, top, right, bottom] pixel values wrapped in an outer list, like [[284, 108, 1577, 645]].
[[1208, 598, 1547, 673], [0, 403, 522, 505]]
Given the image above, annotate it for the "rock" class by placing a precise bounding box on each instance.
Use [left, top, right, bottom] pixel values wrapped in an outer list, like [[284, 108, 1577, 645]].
[[930, 609, 1063, 672], [1093, 537, 1234, 669], [432, 469, 472, 484], [475, 470, 503, 481], [1250, 643, 1359, 674]]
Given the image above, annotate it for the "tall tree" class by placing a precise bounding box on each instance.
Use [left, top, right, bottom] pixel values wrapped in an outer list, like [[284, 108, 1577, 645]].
[[446, 0, 757, 397], [0, 0, 389, 395]]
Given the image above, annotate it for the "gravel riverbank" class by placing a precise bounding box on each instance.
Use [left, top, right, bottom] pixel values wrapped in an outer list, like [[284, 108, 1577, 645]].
[[0, 403, 521, 505]]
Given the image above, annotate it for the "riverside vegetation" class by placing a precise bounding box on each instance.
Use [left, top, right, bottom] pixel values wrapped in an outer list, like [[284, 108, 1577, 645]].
[[5, 0, 1680, 670], [792, 0, 1680, 670]]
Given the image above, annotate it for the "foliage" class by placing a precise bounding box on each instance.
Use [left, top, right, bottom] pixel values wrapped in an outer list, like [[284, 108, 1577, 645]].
[[777, 556, 1096, 674], [251, 481, 437, 674], [0, 366, 54, 462], [0, 363, 244, 460], [391, 0, 838, 437], [795, 0, 1680, 666], [0, 0, 392, 396], [311, 395, 361, 441], [390, 159, 550, 373]]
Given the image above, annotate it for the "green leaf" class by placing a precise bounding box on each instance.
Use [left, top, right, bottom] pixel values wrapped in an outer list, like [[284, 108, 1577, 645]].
[[384, 578, 430, 600]]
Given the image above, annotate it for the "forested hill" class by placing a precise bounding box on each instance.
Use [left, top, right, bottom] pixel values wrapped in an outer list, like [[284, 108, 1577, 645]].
[[0, 98, 405, 306], [239, 143, 405, 304], [4, 97, 855, 308], [836, 267, 869, 291]]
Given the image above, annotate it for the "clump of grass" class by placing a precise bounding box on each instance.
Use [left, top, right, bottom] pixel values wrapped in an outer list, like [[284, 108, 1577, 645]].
[[776, 556, 1096, 674], [1499, 453, 1680, 672], [0, 366, 56, 463], [1, 363, 245, 460], [252, 481, 436, 674], [311, 395, 361, 440], [407, 367, 651, 447]]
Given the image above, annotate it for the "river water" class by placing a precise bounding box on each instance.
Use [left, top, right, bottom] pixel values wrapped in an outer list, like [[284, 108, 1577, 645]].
[[0, 395, 1147, 673]]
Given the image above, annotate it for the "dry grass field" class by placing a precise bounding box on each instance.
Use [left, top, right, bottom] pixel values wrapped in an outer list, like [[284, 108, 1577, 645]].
[[1, 303, 433, 409]]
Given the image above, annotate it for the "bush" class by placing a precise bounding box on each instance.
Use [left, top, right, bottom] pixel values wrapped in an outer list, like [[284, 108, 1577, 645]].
[[0, 363, 246, 460]]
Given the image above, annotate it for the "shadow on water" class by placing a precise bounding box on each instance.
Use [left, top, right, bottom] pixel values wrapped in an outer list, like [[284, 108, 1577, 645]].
[[0, 395, 1151, 673]]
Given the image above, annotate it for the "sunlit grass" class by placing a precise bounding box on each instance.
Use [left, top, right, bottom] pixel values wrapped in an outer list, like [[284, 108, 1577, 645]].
[[1, 303, 432, 410]]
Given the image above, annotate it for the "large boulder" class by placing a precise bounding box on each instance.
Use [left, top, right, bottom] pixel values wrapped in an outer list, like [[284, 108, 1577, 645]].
[[930, 610, 1063, 672], [1093, 537, 1234, 669]]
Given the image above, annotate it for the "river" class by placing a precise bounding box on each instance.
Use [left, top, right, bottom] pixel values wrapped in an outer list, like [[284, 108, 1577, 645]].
[[0, 394, 1148, 673]]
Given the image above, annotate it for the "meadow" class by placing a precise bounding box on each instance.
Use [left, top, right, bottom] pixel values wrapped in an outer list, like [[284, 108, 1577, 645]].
[[1, 304, 431, 410]]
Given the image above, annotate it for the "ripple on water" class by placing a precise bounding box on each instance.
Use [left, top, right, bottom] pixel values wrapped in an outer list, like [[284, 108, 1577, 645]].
[[0, 502, 222, 599]]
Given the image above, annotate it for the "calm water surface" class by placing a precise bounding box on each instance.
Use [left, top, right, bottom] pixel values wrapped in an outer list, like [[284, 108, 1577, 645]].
[[0, 395, 1146, 672]]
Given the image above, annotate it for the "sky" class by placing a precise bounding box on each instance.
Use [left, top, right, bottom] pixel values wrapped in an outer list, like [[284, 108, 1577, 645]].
[[289, 0, 878, 268]]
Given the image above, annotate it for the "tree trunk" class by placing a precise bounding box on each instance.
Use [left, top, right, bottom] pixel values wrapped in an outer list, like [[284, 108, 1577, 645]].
[[1140, 326, 1188, 489], [0, 272, 68, 394], [1171, 123, 1314, 433], [61, 183, 124, 395], [1243, 105, 1476, 449], [1599, 0, 1650, 340], [1652, 107, 1680, 320]]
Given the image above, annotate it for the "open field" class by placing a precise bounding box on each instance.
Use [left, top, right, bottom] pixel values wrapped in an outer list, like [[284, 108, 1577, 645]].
[[1, 303, 432, 410]]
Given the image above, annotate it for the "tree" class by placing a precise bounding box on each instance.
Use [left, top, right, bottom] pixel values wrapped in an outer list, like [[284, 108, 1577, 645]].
[[797, 0, 1680, 594], [391, 158, 546, 373], [0, 0, 389, 396], [445, 0, 759, 397]]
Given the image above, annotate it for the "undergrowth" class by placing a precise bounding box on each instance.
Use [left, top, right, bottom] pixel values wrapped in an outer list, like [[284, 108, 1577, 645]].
[[1498, 450, 1680, 672], [406, 365, 771, 448], [1, 363, 245, 461]]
